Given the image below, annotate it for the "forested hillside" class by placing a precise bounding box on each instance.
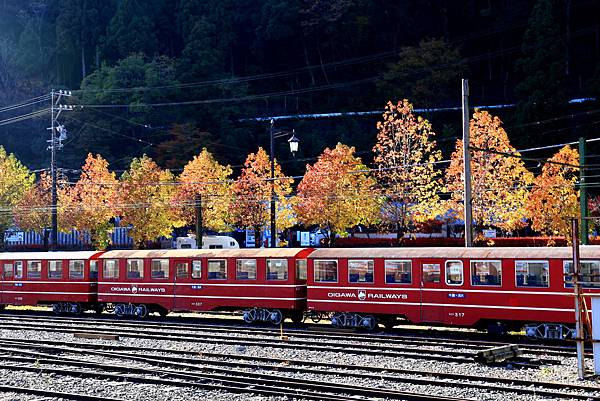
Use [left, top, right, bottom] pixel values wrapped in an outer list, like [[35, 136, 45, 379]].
[[1, 0, 599, 175]]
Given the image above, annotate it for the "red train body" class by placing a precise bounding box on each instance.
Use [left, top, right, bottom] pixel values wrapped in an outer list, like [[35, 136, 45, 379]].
[[0, 246, 597, 338]]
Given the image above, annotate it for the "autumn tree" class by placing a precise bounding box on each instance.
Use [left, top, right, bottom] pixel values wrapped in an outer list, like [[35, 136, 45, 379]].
[[373, 100, 443, 242], [230, 148, 294, 247], [177, 148, 232, 235], [0, 146, 34, 237], [62, 154, 118, 249], [118, 155, 184, 248], [525, 146, 579, 240], [295, 143, 380, 246], [445, 110, 533, 233], [13, 172, 70, 243]]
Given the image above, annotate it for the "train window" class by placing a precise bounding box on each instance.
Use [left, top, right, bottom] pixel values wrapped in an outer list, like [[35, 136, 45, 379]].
[[176, 262, 189, 279], [151, 259, 169, 279], [515, 261, 549, 287], [15, 261, 23, 279], [127, 259, 144, 279], [236, 259, 256, 280], [348, 260, 374, 283], [296, 260, 307, 281], [445, 261, 463, 285], [69, 260, 84, 279], [89, 261, 98, 279], [314, 260, 338, 283], [470, 260, 502, 286], [422, 263, 440, 283], [3, 263, 13, 279], [192, 260, 201, 279], [385, 260, 411, 284], [48, 261, 62, 279], [563, 260, 600, 287], [103, 259, 119, 279], [208, 260, 227, 279], [27, 261, 41, 279], [267, 259, 288, 281]]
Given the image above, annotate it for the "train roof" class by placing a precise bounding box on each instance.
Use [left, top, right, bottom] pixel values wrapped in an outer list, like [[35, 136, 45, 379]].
[[99, 248, 313, 259], [307, 246, 600, 260], [0, 251, 103, 260]]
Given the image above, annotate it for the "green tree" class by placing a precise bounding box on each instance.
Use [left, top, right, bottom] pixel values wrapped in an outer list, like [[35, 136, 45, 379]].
[[0, 146, 35, 236], [514, 0, 567, 126], [104, 0, 158, 60]]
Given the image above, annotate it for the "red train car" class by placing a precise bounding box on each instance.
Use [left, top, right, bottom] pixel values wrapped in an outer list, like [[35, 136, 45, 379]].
[[0, 251, 104, 314], [97, 248, 313, 323], [306, 247, 600, 338]]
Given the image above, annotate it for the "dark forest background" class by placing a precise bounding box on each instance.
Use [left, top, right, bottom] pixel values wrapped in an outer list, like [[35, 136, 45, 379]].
[[1, 0, 600, 177]]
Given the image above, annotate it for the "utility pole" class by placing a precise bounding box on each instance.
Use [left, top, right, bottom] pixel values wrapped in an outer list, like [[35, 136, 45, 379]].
[[270, 119, 276, 248], [48, 90, 72, 251], [195, 194, 203, 249], [579, 137, 588, 245], [462, 79, 473, 247], [571, 218, 586, 379]]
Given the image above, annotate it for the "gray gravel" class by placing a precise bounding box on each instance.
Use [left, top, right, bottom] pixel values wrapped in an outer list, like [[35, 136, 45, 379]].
[[1, 325, 600, 401]]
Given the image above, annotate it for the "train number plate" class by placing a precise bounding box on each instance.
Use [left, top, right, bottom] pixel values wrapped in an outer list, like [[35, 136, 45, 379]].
[[447, 293, 465, 299]]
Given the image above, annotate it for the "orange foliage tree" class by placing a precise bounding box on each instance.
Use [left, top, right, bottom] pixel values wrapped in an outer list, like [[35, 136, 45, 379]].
[[13, 172, 70, 238], [373, 100, 443, 242], [118, 155, 184, 248], [295, 143, 380, 245], [525, 145, 579, 240], [177, 148, 233, 234], [445, 110, 533, 233], [230, 148, 294, 247], [62, 154, 118, 249]]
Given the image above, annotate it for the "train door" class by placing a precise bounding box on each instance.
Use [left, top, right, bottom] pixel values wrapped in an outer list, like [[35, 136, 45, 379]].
[[2, 262, 15, 305], [419, 260, 444, 323], [173, 259, 191, 311]]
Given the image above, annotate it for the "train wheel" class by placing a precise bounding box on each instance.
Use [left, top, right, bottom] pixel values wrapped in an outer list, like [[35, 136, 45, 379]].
[[289, 312, 305, 325], [362, 315, 377, 331], [70, 303, 83, 316], [135, 304, 148, 319], [269, 309, 283, 325], [243, 309, 256, 324], [310, 312, 323, 324], [114, 304, 126, 318]]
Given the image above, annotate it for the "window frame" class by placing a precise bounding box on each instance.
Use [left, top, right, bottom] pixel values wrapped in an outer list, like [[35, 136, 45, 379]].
[[313, 259, 338, 283], [26, 260, 42, 279], [151, 259, 170, 280], [103, 259, 119, 279], [69, 260, 85, 280], [266, 259, 289, 281], [515, 260, 550, 288], [563, 260, 600, 288], [384, 260, 412, 284], [445, 260, 464, 286], [236, 259, 257, 280], [3, 263, 13, 279], [347, 259, 374, 284], [208, 259, 227, 280], [126, 259, 144, 279], [470, 260, 503, 287], [192, 260, 201, 279], [14, 261, 23, 279], [422, 263, 441, 284], [175, 262, 190, 280], [48, 260, 63, 280], [89, 260, 98, 279], [295, 259, 307, 281]]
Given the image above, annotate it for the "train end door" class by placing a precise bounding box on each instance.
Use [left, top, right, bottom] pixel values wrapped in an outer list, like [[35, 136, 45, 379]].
[[419, 260, 445, 323]]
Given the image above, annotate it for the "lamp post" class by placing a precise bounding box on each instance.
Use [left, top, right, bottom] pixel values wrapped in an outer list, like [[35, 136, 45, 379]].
[[269, 119, 299, 247]]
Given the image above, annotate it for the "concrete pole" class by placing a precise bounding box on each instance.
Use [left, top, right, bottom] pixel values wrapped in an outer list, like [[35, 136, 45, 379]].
[[462, 79, 473, 247], [572, 218, 586, 380], [579, 137, 588, 245]]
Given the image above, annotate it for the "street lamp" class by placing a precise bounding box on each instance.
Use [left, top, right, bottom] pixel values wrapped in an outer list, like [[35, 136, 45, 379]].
[[269, 119, 299, 247]]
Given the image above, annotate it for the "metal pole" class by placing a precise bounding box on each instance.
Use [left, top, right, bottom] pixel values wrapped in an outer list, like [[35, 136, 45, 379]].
[[579, 137, 588, 245], [195, 194, 203, 249], [270, 119, 276, 248], [462, 79, 473, 247], [572, 218, 586, 380], [50, 90, 57, 252]]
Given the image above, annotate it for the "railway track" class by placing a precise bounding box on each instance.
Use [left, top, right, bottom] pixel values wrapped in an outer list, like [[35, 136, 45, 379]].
[[0, 314, 558, 365], [0, 312, 578, 358], [0, 337, 598, 400]]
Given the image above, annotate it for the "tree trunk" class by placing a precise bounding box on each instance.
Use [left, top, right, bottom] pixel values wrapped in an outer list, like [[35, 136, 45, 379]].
[[254, 225, 262, 248], [81, 46, 86, 80]]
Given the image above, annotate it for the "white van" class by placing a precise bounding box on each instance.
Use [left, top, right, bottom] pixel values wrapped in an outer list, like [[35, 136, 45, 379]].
[[176, 235, 239, 249]]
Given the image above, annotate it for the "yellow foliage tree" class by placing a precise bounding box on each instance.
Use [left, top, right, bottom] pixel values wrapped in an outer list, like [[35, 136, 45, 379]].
[[177, 148, 232, 233], [445, 110, 533, 232], [373, 100, 443, 242], [62, 154, 118, 249], [295, 143, 381, 245], [230, 148, 294, 247], [525, 145, 579, 240], [118, 155, 184, 248], [0, 146, 35, 235]]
